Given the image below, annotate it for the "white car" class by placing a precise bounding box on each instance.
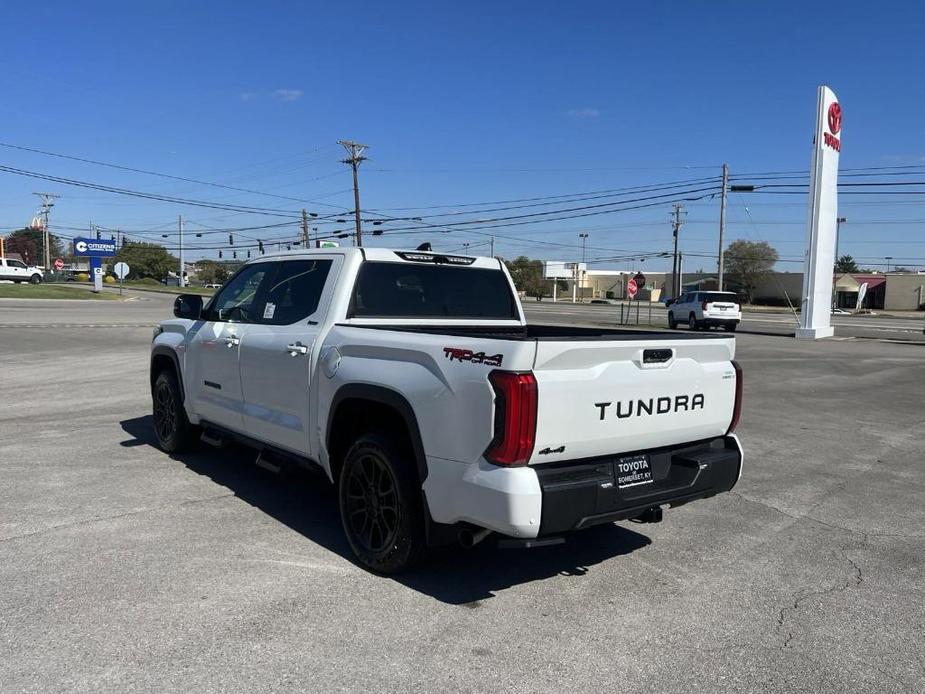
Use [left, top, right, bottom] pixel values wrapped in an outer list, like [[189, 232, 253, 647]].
[[151, 248, 744, 573], [668, 291, 741, 332], [0, 257, 44, 284]]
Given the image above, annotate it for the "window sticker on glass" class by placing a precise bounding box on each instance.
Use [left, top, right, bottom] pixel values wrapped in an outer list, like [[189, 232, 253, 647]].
[[263, 302, 276, 320]]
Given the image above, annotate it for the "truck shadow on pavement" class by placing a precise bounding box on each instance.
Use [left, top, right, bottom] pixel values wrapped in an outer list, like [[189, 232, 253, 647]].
[[120, 415, 652, 605]]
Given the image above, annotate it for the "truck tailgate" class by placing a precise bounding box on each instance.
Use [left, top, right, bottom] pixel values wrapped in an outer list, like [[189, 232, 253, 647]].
[[531, 337, 737, 463]]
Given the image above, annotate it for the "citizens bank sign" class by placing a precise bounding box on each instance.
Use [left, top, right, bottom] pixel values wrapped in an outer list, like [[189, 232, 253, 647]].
[[73, 238, 117, 257]]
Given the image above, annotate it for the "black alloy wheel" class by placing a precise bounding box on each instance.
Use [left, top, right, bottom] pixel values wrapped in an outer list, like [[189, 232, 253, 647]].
[[343, 453, 400, 555], [152, 370, 197, 452], [689, 313, 699, 330], [338, 433, 426, 574]]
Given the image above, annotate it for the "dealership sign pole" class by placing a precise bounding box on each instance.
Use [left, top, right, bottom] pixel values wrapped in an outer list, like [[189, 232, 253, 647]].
[[796, 85, 842, 340]]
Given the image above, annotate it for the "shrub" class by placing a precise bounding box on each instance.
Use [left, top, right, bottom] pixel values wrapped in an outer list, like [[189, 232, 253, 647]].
[[76, 272, 89, 282], [103, 275, 116, 284]]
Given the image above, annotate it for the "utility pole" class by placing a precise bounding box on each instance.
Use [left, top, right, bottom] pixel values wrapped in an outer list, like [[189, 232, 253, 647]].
[[302, 209, 310, 247], [717, 163, 729, 290], [178, 215, 185, 287], [671, 203, 685, 296], [489, 236, 495, 258], [33, 192, 59, 270], [337, 140, 368, 247]]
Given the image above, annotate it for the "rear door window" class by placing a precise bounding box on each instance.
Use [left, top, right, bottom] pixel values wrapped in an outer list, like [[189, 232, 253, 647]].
[[350, 261, 517, 319], [260, 259, 333, 325], [702, 293, 738, 303]]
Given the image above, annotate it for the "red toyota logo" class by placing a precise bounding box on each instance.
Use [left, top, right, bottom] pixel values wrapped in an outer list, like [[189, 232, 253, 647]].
[[828, 102, 842, 135]]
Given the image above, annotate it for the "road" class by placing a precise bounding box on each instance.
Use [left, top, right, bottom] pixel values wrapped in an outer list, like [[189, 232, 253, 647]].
[[523, 300, 925, 341], [1, 296, 923, 692]]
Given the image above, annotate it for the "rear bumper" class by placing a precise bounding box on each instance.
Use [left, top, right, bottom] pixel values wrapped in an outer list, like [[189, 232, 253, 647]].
[[701, 315, 740, 326], [423, 435, 743, 540], [534, 435, 743, 536]]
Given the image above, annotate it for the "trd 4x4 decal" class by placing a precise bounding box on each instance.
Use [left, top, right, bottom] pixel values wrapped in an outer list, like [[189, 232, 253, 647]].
[[443, 347, 503, 367]]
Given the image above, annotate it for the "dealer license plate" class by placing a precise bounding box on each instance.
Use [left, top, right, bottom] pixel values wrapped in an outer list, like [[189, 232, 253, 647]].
[[615, 454, 654, 488]]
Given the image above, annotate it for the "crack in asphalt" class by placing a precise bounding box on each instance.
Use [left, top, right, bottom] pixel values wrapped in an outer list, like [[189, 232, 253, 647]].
[[0, 492, 236, 544], [729, 491, 924, 539]]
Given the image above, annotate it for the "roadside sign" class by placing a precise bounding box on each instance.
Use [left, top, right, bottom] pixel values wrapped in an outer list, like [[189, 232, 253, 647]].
[[627, 278, 638, 299], [53, 258, 64, 270], [73, 238, 117, 257], [113, 262, 130, 280]]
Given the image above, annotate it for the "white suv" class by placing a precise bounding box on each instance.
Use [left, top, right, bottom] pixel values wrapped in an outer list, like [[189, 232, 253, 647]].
[[668, 291, 741, 332], [0, 258, 44, 284]]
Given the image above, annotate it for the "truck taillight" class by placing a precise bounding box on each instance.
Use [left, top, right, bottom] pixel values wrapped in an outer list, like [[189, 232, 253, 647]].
[[727, 360, 743, 434], [485, 371, 537, 466], [702, 300, 709, 310]]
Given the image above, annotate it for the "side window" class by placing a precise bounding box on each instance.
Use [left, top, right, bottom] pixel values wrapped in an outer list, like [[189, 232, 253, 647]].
[[203, 263, 273, 323], [260, 259, 333, 325], [10, 260, 27, 269]]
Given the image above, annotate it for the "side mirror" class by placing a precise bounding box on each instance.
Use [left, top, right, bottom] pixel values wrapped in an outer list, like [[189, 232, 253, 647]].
[[173, 294, 204, 320]]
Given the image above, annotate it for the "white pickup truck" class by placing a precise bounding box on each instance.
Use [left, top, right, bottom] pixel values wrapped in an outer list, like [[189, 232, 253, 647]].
[[151, 248, 743, 573], [0, 257, 44, 284]]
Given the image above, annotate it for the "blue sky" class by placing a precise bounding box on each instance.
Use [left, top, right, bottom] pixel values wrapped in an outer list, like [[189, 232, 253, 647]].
[[1, 1, 923, 271]]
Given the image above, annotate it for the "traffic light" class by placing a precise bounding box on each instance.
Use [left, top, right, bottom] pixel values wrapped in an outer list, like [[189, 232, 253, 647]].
[[233, 251, 237, 259], [247, 250, 251, 258], [258, 240, 264, 253], [218, 250, 222, 259], [228, 234, 234, 245]]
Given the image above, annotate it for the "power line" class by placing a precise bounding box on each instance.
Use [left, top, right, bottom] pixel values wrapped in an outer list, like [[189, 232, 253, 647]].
[[0, 141, 349, 208]]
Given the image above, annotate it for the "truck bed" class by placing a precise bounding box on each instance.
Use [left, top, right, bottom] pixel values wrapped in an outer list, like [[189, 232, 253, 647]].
[[338, 323, 733, 341]]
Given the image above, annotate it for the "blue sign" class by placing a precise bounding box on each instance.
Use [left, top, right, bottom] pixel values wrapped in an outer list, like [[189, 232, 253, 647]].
[[74, 237, 117, 257]]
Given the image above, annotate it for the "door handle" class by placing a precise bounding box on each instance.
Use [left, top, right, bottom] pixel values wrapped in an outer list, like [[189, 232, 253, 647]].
[[286, 341, 309, 356], [222, 335, 240, 348]]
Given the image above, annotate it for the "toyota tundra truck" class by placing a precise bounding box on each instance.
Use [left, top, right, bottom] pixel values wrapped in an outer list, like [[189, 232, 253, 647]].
[[150, 248, 744, 573]]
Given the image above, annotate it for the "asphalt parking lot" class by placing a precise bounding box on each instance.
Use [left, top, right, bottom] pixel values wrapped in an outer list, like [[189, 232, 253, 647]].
[[1, 293, 923, 693]]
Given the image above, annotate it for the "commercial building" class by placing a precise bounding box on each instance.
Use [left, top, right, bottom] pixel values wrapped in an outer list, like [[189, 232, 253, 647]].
[[546, 262, 925, 311]]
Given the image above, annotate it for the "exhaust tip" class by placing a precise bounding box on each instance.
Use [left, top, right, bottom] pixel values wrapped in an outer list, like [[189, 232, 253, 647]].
[[458, 527, 492, 549]]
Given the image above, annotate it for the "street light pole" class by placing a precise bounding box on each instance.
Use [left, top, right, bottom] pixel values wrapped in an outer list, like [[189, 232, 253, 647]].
[[578, 232, 589, 302], [885, 256, 893, 273]]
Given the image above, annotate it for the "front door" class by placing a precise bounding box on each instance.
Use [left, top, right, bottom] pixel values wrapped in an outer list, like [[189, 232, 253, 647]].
[[185, 262, 275, 433], [239, 257, 337, 456]]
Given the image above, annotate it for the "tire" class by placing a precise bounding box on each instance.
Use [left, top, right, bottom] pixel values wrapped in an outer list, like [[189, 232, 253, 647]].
[[338, 433, 426, 574], [668, 312, 677, 329], [29, 274, 42, 284], [689, 313, 699, 331], [724, 323, 738, 332], [152, 369, 198, 453]]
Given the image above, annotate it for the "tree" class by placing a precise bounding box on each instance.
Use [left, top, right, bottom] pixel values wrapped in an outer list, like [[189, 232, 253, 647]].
[[835, 255, 859, 273], [196, 260, 231, 284], [892, 266, 912, 273], [5, 227, 64, 266], [724, 239, 779, 302], [4, 234, 38, 265], [112, 241, 178, 280], [504, 256, 547, 299]]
